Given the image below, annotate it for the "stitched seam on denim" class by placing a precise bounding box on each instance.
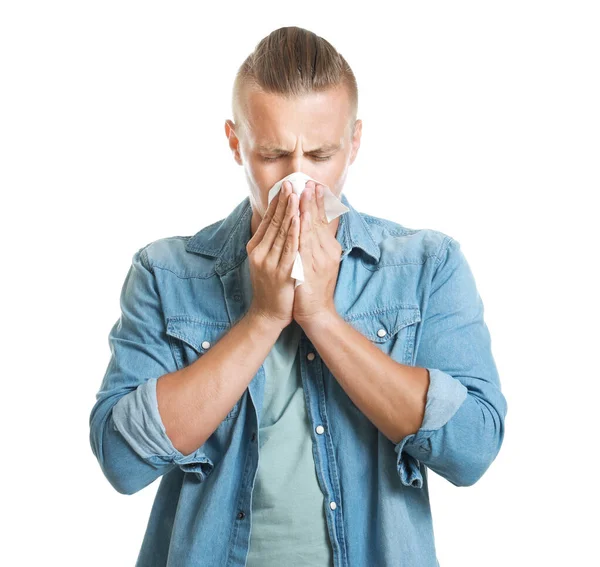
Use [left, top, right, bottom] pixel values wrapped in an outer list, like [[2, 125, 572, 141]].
[[222, 200, 252, 253], [403, 322, 417, 364], [167, 316, 230, 328], [433, 236, 454, 269], [138, 246, 179, 372], [187, 218, 225, 253], [344, 304, 420, 322], [376, 253, 438, 268], [150, 264, 217, 279], [166, 327, 228, 352], [139, 245, 153, 272], [356, 213, 380, 255], [363, 216, 421, 236], [217, 251, 249, 275]]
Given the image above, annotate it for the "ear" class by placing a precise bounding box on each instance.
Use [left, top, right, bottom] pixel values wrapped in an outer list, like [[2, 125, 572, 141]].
[[348, 119, 362, 166], [225, 119, 243, 166]]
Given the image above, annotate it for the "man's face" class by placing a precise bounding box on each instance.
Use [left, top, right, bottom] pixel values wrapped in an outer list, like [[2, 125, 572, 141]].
[[225, 85, 362, 227]]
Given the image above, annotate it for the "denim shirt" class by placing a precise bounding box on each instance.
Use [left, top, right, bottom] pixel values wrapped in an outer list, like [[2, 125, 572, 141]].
[[89, 192, 507, 567]]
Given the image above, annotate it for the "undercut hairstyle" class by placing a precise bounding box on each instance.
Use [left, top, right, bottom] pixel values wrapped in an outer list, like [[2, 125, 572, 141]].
[[231, 26, 358, 139]]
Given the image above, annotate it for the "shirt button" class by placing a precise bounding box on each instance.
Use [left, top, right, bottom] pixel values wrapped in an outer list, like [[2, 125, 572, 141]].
[[307, 352, 316, 361], [201, 341, 211, 349], [376, 328, 387, 338], [329, 501, 337, 510], [315, 425, 324, 435]]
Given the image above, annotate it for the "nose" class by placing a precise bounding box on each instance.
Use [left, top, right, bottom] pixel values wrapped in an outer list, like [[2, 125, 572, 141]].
[[286, 157, 318, 183], [290, 154, 303, 174]]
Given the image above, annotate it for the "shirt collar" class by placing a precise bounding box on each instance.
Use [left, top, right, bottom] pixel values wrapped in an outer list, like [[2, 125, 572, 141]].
[[185, 192, 381, 273]]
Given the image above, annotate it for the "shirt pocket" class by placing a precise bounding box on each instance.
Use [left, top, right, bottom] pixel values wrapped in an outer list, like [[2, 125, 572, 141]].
[[165, 316, 241, 421], [343, 304, 421, 365]]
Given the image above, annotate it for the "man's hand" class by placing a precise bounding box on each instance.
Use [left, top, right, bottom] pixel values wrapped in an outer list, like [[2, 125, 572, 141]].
[[292, 181, 343, 327], [246, 181, 300, 331]]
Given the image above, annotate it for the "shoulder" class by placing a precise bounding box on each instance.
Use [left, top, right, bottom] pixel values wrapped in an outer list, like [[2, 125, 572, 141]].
[[134, 234, 217, 278], [358, 210, 455, 267]]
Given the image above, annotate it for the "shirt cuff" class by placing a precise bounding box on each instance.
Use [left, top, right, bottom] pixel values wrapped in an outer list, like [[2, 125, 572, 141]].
[[394, 368, 468, 488], [112, 377, 215, 482]]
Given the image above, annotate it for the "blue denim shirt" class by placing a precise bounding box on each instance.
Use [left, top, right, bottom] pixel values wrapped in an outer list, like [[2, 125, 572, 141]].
[[89, 192, 507, 567]]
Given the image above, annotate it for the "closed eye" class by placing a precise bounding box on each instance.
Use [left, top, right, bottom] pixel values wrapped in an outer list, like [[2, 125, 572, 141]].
[[261, 155, 332, 162]]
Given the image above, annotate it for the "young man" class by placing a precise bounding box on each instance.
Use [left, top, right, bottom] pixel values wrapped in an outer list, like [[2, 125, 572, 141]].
[[90, 26, 507, 567]]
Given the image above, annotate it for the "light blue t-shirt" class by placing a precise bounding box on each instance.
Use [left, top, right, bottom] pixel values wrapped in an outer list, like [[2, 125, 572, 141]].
[[246, 319, 334, 566]]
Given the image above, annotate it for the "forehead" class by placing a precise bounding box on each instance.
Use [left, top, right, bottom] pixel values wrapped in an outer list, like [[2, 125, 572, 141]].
[[241, 86, 351, 147]]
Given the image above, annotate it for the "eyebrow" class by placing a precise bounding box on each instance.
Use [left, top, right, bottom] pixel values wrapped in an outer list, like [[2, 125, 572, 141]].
[[257, 143, 341, 155]]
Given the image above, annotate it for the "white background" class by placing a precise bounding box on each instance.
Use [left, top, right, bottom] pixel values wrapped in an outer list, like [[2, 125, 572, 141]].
[[2, 1, 598, 565]]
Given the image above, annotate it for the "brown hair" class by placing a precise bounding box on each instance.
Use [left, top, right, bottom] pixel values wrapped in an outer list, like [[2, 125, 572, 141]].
[[232, 26, 358, 139]]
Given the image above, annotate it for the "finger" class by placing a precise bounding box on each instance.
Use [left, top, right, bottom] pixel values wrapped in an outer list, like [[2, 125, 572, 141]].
[[257, 181, 292, 253], [278, 203, 300, 272], [315, 184, 328, 225], [268, 190, 298, 263], [246, 188, 282, 254], [299, 208, 314, 266], [309, 183, 326, 249], [298, 180, 312, 220], [304, 183, 325, 251]]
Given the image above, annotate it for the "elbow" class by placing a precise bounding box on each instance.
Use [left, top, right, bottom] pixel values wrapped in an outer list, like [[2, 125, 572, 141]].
[[98, 461, 143, 495], [105, 471, 149, 496], [448, 420, 506, 487], [89, 421, 140, 495], [447, 453, 495, 487], [93, 433, 165, 496], [424, 447, 492, 487], [427, 397, 506, 488], [89, 407, 166, 496]]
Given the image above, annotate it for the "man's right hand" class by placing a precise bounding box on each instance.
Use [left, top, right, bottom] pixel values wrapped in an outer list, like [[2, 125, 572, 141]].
[[246, 180, 300, 330]]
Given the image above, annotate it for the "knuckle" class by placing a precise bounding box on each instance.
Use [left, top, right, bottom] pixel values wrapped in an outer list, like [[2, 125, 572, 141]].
[[270, 215, 282, 229], [249, 249, 263, 265], [264, 255, 276, 270]]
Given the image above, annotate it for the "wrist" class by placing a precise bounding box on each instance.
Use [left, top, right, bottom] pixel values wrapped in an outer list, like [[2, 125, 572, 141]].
[[295, 308, 341, 334], [245, 307, 289, 335]]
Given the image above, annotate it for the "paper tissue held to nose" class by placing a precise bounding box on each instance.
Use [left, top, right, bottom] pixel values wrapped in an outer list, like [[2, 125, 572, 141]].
[[267, 171, 350, 288]]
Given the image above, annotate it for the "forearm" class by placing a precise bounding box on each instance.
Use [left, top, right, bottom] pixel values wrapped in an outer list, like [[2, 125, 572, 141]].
[[300, 310, 430, 444], [156, 310, 282, 455]]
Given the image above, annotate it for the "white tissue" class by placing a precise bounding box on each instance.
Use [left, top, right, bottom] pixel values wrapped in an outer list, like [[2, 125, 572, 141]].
[[267, 171, 349, 288]]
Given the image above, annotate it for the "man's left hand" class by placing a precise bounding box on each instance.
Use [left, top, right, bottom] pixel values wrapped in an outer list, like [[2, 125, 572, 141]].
[[292, 181, 343, 326]]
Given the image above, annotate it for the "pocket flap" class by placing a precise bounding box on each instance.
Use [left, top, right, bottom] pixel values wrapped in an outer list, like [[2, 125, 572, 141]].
[[344, 304, 421, 343], [166, 316, 231, 353]]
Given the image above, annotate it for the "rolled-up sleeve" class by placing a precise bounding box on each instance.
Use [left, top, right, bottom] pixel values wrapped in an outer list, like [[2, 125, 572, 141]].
[[89, 245, 214, 495], [394, 237, 507, 488]]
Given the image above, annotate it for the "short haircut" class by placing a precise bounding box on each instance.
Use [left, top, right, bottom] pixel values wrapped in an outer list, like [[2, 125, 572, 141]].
[[232, 26, 358, 138]]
